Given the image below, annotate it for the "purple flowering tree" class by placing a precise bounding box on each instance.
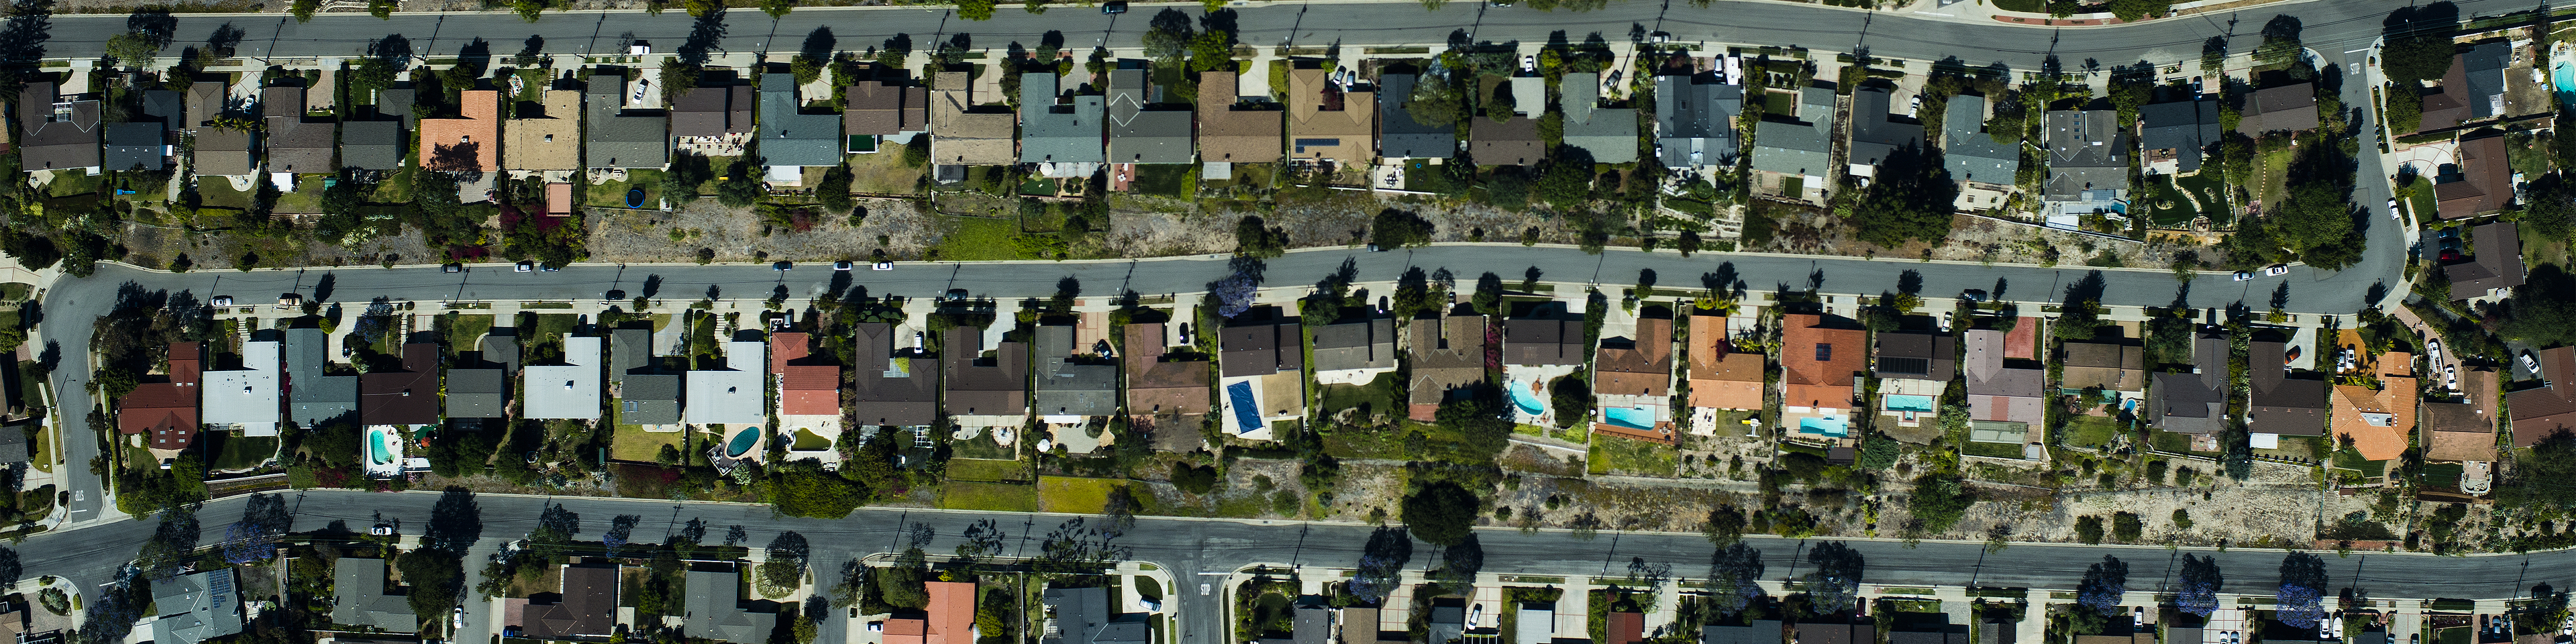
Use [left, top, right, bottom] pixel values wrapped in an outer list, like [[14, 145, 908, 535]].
[[2077, 555, 2128, 616], [2175, 554, 2223, 616]]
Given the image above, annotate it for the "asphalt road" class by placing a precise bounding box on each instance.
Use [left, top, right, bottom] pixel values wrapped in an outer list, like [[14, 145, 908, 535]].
[[11, 0, 2546, 76], [23, 490, 2573, 644]]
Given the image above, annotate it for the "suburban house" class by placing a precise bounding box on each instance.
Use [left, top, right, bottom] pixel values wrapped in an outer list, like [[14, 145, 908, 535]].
[[1515, 604, 1554, 644], [2060, 341, 2147, 399], [119, 342, 203, 449], [1020, 72, 1106, 168], [2418, 42, 2510, 131], [2137, 99, 2218, 176], [505, 563, 618, 640], [921, 581, 978, 644], [584, 72, 671, 169], [943, 327, 1031, 427], [1124, 321, 1211, 417], [1688, 315, 1765, 412], [1285, 64, 1375, 168], [852, 322, 939, 428], [1469, 110, 1545, 166], [523, 336, 603, 420], [1041, 587, 1150, 644], [844, 70, 928, 153], [419, 89, 501, 172], [202, 339, 282, 437], [672, 85, 754, 156], [1592, 314, 1676, 443], [2423, 366, 2498, 462], [1376, 72, 1456, 160], [188, 81, 255, 177], [1559, 72, 1639, 164], [2247, 337, 2328, 446], [2445, 221, 2526, 300], [1310, 317, 1398, 385], [611, 327, 656, 386], [1794, 623, 1873, 644], [2234, 84, 2319, 137], [446, 366, 506, 421], [1502, 308, 1588, 427], [758, 73, 844, 172], [680, 568, 778, 644], [930, 70, 1019, 166], [2149, 333, 2232, 437], [1654, 72, 1743, 169], [771, 331, 842, 423], [1034, 323, 1120, 421], [1964, 329, 2046, 443], [342, 118, 405, 171], [1218, 309, 1305, 437], [1750, 87, 1837, 201], [1780, 313, 1867, 441], [621, 373, 683, 427], [1704, 621, 1785, 644], [1941, 95, 2018, 186], [150, 569, 243, 644], [102, 89, 179, 171], [330, 557, 417, 632], [2509, 346, 2576, 447], [503, 89, 582, 174], [284, 328, 357, 427], [2330, 354, 2417, 464], [359, 344, 442, 427], [260, 85, 338, 176], [686, 341, 768, 426], [1844, 87, 1923, 178], [1196, 67, 1284, 166], [1106, 67, 1195, 164], [1408, 307, 1490, 421], [1873, 329, 1956, 429], [2436, 134, 2514, 219], [18, 80, 100, 172], [2042, 109, 2128, 202]]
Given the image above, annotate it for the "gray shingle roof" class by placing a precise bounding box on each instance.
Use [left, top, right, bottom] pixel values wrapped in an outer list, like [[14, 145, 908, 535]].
[[1042, 587, 1149, 644], [1559, 73, 1638, 164], [102, 122, 166, 171], [1750, 87, 1835, 176], [1845, 87, 1922, 168], [759, 73, 842, 167], [285, 327, 358, 427], [621, 374, 682, 425], [1655, 74, 1741, 168], [2043, 109, 2129, 200], [19, 82, 100, 171], [1312, 317, 1396, 372], [586, 74, 670, 169], [681, 569, 776, 644], [1021, 72, 1106, 164], [1940, 95, 2017, 184], [1106, 68, 1194, 164], [446, 368, 506, 419], [331, 558, 417, 632], [1035, 324, 1119, 417], [2149, 334, 2230, 435], [340, 120, 405, 170], [2139, 99, 2218, 174], [1376, 73, 1455, 159], [152, 570, 244, 644]]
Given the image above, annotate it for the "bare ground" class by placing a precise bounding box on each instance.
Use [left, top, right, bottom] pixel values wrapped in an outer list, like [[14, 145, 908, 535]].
[[586, 199, 939, 264], [124, 221, 438, 270]]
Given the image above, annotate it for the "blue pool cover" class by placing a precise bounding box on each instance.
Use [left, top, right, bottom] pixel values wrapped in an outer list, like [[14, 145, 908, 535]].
[[1226, 382, 1262, 434]]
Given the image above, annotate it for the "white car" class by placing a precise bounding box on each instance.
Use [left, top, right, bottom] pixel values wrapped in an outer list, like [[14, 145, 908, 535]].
[[515, 261, 533, 272], [2427, 339, 2443, 364], [833, 260, 853, 271], [453, 606, 466, 631], [1521, 55, 1536, 72], [211, 295, 234, 307], [2389, 198, 2402, 221], [2446, 364, 2459, 390], [2265, 264, 2289, 276], [2523, 351, 2544, 376], [2232, 271, 2253, 282], [873, 261, 894, 270]]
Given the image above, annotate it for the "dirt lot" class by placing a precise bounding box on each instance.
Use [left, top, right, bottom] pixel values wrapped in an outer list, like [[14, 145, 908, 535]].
[[1753, 209, 2198, 269], [586, 198, 939, 264], [123, 221, 439, 270], [1888, 458, 2368, 548]]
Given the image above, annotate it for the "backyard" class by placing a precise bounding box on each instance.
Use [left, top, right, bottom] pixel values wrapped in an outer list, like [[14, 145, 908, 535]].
[[585, 170, 664, 210], [939, 481, 1039, 512], [610, 426, 684, 462], [1588, 435, 1676, 476], [845, 150, 928, 195], [2060, 415, 2120, 449], [1037, 476, 1130, 513]]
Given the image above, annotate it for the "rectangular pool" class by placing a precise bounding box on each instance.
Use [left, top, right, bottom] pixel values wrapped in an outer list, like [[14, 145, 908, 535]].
[[1796, 415, 1851, 438], [1884, 394, 1937, 413]]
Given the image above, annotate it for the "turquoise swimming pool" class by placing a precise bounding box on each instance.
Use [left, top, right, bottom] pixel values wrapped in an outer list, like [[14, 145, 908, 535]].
[[368, 427, 397, 465], [1604, 406, 1655, 429], [1506, 380, 1547, 416], [2556, 60, 2575, 107], [1885, 394, 1937, 413], [1797, 416, 1850, 437], [725, 427, 762, 457]]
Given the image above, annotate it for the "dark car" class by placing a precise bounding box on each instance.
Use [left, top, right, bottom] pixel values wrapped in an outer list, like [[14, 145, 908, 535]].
[[1959, 289, 1989, 303], [1101, 1, 1126, 12]]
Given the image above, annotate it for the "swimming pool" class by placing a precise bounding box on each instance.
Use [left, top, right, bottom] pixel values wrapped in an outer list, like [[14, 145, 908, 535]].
[[1506, 380, 1547, 416], [1603, 406, 1656, 429], [367, 427, 396, 465], [1226, 382, 1263, 434], [2555, 60, 2575, 107], [1796, 415, 1851, 437], [1884, 394, 1937, 413], [725, 427, 762, 457]]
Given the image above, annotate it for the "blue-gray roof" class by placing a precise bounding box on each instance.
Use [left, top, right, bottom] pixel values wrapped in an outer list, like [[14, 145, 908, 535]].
[[1940, 95, 2018, 184], [1106, 68, 1194, 164], [2139, 99, 2218, 174], [1376, 73, 1455, 159], [589, 74, 671, 169], [1021, 72, 1106, 163], [759, 73, 843, 167], [1846, 87, 1922, 168], [285, 327, 358, 427], [2464, 41, 2508, 120], [1559, 73, 1638, 164], [340, 120, 405, 171], [101, 122, 165, 171], [152, 570, 244, 644], [1655, 74, 1741, 168], [1751, 87, 1836, 176]]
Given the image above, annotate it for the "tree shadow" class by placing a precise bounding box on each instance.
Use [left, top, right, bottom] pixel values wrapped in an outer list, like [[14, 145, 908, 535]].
[[679, 9, 727, 64], [313, 272, 336, 303], [2063, 270, 2106, 306], [127, 9, 176, 48], [800, 25, 834, 61], [642, 274, 662, 299], [1897, 270, 1922, 296], [205, 22, 243, 58]]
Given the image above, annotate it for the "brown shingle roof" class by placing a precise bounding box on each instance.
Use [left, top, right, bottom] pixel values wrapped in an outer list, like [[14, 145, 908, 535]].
[[1408, 312, 1489, 420], [1286, 66, 1372, 166], [119, 342, 202, 447], [931, 71, 1017, 165], [1470, 115, 1544, 166], [2235, 84, 2318, 136], [846, 77, 928, 136], [672, 85, 752, 138], [2436, 135, 2512, 219], [2422, 400, 2496, 462], [1124, 323, 1211, 415], [2446, 221, 2526, 299], [2060, 342, 2146, 392], [2249, 339, 2328, 436], [359, 344, 441, 425], [1196, 69, 1281, 163], [1505, 317, 1584, 366], [852, 323, 938, 427], [1221, 315, 1302, 378], [943, 327, 1027, 417], [1594, 317, 1672, 396], [2510, 346, 2576, 446], [505, 89, 582, 172]]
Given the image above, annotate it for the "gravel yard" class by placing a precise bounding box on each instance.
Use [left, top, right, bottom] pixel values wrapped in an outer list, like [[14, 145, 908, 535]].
[[586, 199, 939, 264]]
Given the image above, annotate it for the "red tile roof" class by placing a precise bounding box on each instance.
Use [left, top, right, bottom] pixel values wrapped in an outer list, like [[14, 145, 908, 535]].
[[780, 365, 840, 416], [119, 342, 202, 448], [1780, 314, 1865, 409], [771, 333, 811, 373], [925, 581, 976, 644]]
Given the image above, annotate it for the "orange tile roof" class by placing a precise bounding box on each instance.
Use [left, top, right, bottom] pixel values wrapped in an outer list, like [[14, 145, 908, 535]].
[[925, 581, 976, 644], [1688, 315, 1764, 410], [2331, 378, 2416, 462], [771, 332, 811, 373], [419, 90, 500, 171], [2004, 317, 2039, 360], [883, 617, 927, 644], [780, 365, 840, 416], [1780, 314, 1865, 409]]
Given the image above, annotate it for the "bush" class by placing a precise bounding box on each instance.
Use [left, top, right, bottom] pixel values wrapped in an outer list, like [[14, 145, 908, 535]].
[[1399, 480, 1479, 546], [2111, 511, 2143, 542], [2074, 515, 2105, 544], [1169, 462, 1219, 494]]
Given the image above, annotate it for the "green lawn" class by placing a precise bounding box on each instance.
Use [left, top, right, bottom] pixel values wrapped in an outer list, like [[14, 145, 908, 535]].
[[1586, 435, 1676, 476], [205, 435, 278, 472], [947, 458, 1031, 482], [788, 429, 832, 451], [44, 170, 101, 198], [443, 314, 493, 355], [1018, 176, 1060, 196], [1037, 476, 1129, 513], [2255, 146, 2295, 207], [199, 180, 255, 209], [2407, 175, 2436, 225], [934, 217, 1037, 261], [586, 170, 663, 210], [2139, 175, 2200, 227], [1963, 440, 2024, 459], [1315, 373, 1404, 423], [2436, 627, 2469, 644], [2149, 430, 2192, 453], [2061, 415, 2119, 449], [846, 150, 927, 195], [939, 481, 1039, 512], [0, 284, 32, 301], [1990, 0, 2043, 11], [1131, 164, 1196, 199], [611, 425, 684, 462], [272, 178, 328, 215], [2175, 171, 2229, 226], [949, 435, 1019, 461]]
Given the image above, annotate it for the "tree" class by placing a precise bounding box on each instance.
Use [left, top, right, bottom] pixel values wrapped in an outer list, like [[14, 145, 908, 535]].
[[1404, 67, 1465, 129], [1347, 526, 1413, 604], [291, 0, 321, 21], [2199, 36, 2227, 74], [1702, 505, 1747, 546], [1537, 150, 1596, 211], [1400, 480, 1479, 546], [1906, 473, 1973, 535], [511, 0, 545, 21], [2110, 511, 2143, 542], [1847, 146, 1959, 247], [761, 0, 793, 17], [1548, 371, 1591, 429], [2104, 0, 2169, 21], [759, 532, 812, 597], [2269, 144, 2363, 270], [1141, 9, 1196, 60], [1707, 543, 1765, 616], [815, 163, 855, 214], [1371, 209, 1435, 248], [1472, 272, 1504, 316], [369, 0, 395, 18], [2175, 554, 2223, 616], [1235, 215, 1288, 258], [2255, 15, 2304, 70], [104, 32, 160, 68], [1800, 541, 1863, 616], [2380, 5, 2459, 87], [2076, 555, 2127, 615], [956, 0, 996, 19], [2074, 515, 2105, 544], [2275, 552, 2329, 628]]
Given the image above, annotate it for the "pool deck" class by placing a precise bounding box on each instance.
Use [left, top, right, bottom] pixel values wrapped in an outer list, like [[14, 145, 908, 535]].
[[362, 425, 407, 479]]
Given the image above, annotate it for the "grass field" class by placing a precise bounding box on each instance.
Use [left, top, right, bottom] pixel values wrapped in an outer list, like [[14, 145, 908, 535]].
[[947, 458, 1031, 482], [272, 178, 327, 215], [611, 425, 685, 462], [2523, 219, 2571, 269], [939, 480, 1039, 512], [586, 170, 664, 210], [1132, 164, 1196, 199], [2407, 175, 2436, 225], [205, 435, 278, 472], [1038, 476, 1128, 513], [847, 150, 927, 195], [935, 217, 1032, 262], [1587, 434, 1676, 476], [2255, 146, 2295, 207], [2061, 416, 2120, 449], [443, 314, 494, 356], [1963, 440, 2024, 459], [1316, 373, 1404, 423]]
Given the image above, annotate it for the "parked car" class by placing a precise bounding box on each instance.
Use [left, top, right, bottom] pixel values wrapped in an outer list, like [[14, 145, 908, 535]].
[[773, 261, 793, 271], [2265, 264, 2289, 276], [833, 260, 853, 271], [2522, 351, 2544, 377], [1100, 0, 1127, 12], [1521, 55, 1537, 72], [873, 261, 894, 270], [539, 263, 560, 272], [2232, 271, 2253, 281], [944, 288, 971, 302], [370, 523, 396, 536], [443, 263, 463, 273], [2446, 364, 2459, 390], [2427, 339, 2443, 364], [212, 295, 234, 307], [515, 261, 534, 272], [2389, 198, 2402, 221], [1959, 288, 1989, 302], [277, 293, 303, 307]]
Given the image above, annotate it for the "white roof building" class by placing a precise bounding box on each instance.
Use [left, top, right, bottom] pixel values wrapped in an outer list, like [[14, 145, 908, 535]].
[[202, 340, 281, 437], [523, 336, 603, 420], [687, 341, 768, 425]]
